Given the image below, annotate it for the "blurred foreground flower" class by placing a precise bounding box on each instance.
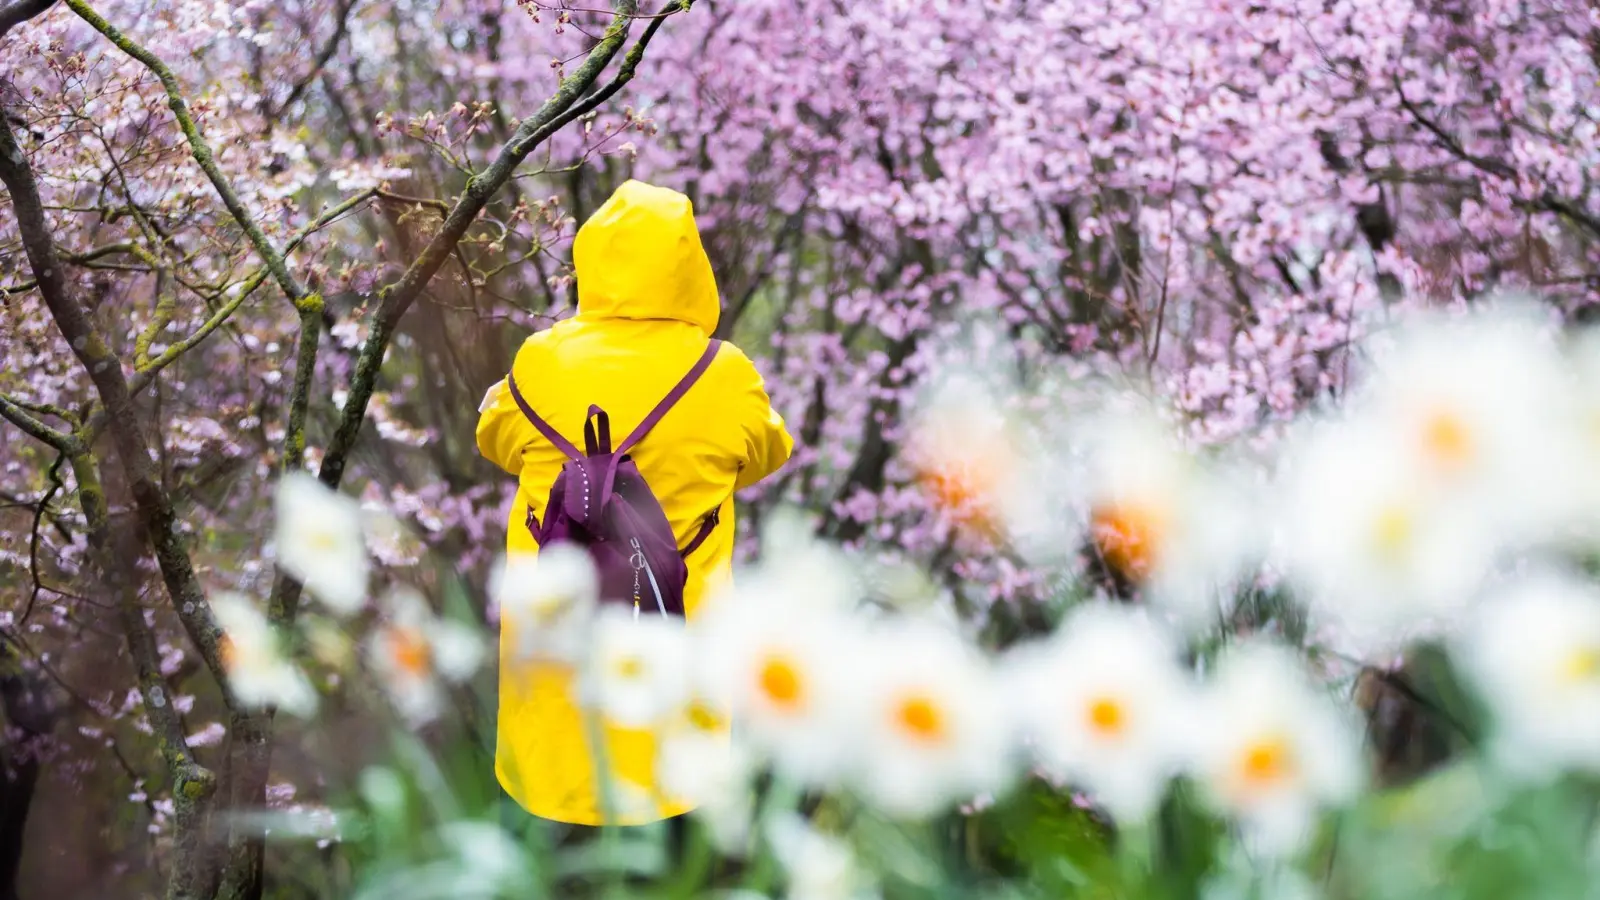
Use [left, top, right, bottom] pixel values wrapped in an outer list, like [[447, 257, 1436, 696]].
[[1352, 305, 1575, 542], [906, 373, 1022, 539], [1190, 642, 1363, 856], [659, 706, 754, 855], [492, 544, 598, 663], [1072, 405, 1255, 627], [698, 582, 859, 787], [1556, 329, 1600, 540], [582, 607, 689, 727], [366, 588, 484, 726], [1277, 415, 1496, 652], [213, 592, 317, 717], [1458, 571, 1600, 779], [1005, 603, 1190, 821], [273, 472, 370, 616], [746, 508, 865, 615], [847, 619, 1012, 818]]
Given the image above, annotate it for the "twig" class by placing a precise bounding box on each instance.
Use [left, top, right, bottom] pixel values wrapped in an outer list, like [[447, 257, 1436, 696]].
[[18, 453, 66, 629]]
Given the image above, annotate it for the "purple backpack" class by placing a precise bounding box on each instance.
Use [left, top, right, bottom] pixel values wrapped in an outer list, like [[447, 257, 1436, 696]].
[[506, 340, 723, 618]]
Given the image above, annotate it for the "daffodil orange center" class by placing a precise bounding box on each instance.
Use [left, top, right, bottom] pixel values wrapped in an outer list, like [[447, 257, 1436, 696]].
[[1237, 734, 1294, 789], [389, 627, 432, 676], [897, 695, 945, 742], [219, 634, 240, 670], [758, 655, 804, 710], [1090, 501, 1166, 582], [1421, 410, 1473, 470], [1086, 696, 1126, 737]]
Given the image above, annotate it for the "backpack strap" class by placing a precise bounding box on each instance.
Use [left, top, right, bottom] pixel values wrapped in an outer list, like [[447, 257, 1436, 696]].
[[506, 373, 583, 461], [680, 505, 721, 559], [616, 340, 723, 457]]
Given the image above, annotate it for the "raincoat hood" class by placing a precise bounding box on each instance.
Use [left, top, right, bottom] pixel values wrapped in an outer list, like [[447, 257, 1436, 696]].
[[572, 180, 720, 336]]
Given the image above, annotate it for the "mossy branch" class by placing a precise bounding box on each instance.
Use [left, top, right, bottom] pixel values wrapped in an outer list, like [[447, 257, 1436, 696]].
[[0, 393, 80, 453], [70, 188, 381, 441]]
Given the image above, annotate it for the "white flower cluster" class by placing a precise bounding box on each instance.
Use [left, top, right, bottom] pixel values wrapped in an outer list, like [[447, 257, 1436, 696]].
[[214, 473, 484, 724], [910, 304, 1600, 796], [494, 524, 1361, 858]]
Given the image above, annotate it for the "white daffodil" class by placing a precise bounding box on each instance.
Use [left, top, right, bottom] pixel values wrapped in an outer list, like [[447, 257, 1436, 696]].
[[581, 606, 689, 728], [491, 545, 598, 664], [1189, 641, 1363, 856], [359, 503, 422, 568], [904, 370, 1023, 538], [1457, 570, 1600, 779], [1276, 414, 1496, 654], [695, 595, 859, 788], [845, 618, 1013, 819], [366, 588, 485, 726], [656, 679, 737, 802], [273, 471, 369, 616], [213, 592, 317, 717], [768, 814, 880, 900], [1351, 303, 1576, 544], [1004, 603, 1191, 821], [1071, 404, 1256, 628], [658, 688, 756, 855], [905, 347, 1093, 564]]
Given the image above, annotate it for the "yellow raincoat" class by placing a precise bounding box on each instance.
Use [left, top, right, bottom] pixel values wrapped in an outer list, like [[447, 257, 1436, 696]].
[[476, 180, 794, 825]]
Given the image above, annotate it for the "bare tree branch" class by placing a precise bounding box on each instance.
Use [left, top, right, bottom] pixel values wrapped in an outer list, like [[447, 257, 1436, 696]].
[[315, 0, 671, 501]]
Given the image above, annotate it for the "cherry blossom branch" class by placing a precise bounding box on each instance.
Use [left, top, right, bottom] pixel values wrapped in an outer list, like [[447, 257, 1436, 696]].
[[0, 0, 55, 38], [0, 107, 232, 708], [18, 452, 66, 629], [1, 241, 142, 295], [1396, 87, 1600, 241], [63, 0, 316, 311], [71, 188, 382, 443]]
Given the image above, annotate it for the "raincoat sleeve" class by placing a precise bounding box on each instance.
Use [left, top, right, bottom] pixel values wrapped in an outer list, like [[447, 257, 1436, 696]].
[[475, 377, 532, 477], [725, 346, 794, 491]]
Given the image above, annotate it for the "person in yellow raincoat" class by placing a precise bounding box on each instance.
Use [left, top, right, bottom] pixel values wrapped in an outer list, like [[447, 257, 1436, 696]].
[[476, 180, 794, 827]]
